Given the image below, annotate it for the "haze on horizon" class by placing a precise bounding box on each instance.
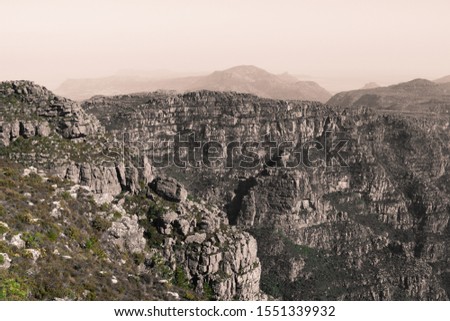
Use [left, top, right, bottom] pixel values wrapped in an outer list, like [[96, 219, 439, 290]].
[[1, 0, 450, 92]]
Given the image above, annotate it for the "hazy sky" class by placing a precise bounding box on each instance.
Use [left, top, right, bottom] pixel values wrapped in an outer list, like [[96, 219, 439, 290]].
[[1, 0, 450, 91]]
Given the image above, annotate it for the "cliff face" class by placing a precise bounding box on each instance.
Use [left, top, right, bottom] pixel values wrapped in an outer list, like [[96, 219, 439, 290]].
[[82, 90, 450, 300], [0, 82, 264, 300], [150, 189, 264, 300], [2, 81, 450, 300], [1, 81, 99, 145], [0, 81, 155, 202]]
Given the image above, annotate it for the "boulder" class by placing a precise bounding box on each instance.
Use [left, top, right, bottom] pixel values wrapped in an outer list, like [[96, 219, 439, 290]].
[[36, 122, 51, 137], [10, 234, 26, 249], [0, 253, 11, 270], [150, 177, 187, 202], [106, 215, 146, 253], [20, 121, 36, 138]]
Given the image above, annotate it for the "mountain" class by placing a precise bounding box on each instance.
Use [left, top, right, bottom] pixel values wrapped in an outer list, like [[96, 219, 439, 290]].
[[276, 72, 300, 83], [0, 81, 264, 301], [327, 78, 450, 114], [54, 65, 332, 102], [361, 82, 380, 89], [3, 80, 450, 301], [82, 88, 450, 300], [185, 65, 332, 102], [434, 75, 450, 84]]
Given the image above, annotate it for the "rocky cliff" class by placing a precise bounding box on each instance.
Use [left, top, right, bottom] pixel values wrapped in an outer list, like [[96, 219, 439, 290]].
[[2, 81, 450, 301], [81, 90, 450, 300], [0, 81, 264, 300]]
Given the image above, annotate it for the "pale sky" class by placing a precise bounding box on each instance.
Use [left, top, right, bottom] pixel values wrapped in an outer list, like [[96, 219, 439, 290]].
[[1, 0, 450, 91]]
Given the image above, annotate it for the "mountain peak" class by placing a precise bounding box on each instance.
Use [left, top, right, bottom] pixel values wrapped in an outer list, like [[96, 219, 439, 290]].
[[219, 65, 271, 77], [361, 82, 380, 89]]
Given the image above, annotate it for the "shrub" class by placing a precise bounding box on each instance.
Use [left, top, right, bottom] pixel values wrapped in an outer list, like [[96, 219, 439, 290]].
[[17, 211, 33, 224], [132, 252, 145, 265], [0, 277, 29, 300], [99, 202, 111, 212], [203, 281, 215, 300], [147, 202, 166, 219], [92, 216, 112, 232], [60, 191, 72, 201], [25, 173, 42, 186], [85, 237, 98, 250], [22, 232, 44, 248], [47, 228, 59, 242], [64, 226, 81, 242], [113, 211, 122, 220], [0, 223, 8, 235], [143, 225, 165, 248], [184, 291, 196, 300], [173, 266, 190, 290]]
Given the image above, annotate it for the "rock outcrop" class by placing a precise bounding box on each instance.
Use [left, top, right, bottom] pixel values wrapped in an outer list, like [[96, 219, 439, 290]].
[[105, 215, 147, 254], [150, 195, 264, 300], [1, 81, 154, 199], [0, 253, 11, 270], [0, 81, 100, 146], [150, 176, 187, 202], [83, 90, 450, 300]]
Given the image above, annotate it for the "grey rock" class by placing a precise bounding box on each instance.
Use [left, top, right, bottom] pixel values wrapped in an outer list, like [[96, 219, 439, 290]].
[[10, 121, 20, 139], [20, 121, 36, 138], [106, 215, 146, 254], [174, 218, 191, 236], [185, 233, 207, 244], [0, 122, 11, 147], [55, 161, 154, 198], [150, 177, 187, 202], [10, 234, 26, 249], [25, 249, 41, 263], [0, 253, 11, 270], [155, 200, 264, 300], [36, 122, 51, 137]]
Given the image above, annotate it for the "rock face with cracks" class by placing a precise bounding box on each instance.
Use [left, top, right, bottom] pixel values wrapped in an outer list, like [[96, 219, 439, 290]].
[[83, 90, 450, 300], [2, 81, 450, 301]]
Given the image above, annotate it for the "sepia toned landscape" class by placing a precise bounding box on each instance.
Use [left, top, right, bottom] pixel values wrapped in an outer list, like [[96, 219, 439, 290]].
[[1, 1, 450, 301]]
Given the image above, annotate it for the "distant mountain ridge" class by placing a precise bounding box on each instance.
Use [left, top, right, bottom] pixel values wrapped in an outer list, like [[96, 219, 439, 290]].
[[434, 75, 450, 84], [54, 65, 332, 102], [327, 78, 450, 114]]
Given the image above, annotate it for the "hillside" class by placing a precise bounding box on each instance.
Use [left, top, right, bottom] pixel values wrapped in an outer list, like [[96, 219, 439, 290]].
[[54, 66, 331, 102], [327, 79, 450, 115], [0, 81, 264, 301]]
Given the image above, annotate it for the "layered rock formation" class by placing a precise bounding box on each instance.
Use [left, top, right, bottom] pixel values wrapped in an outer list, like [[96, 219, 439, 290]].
[[0, 82, 265, 300], [82, 90, 450, 300], [149, 194, 263, 300], [2, 80, 450, 300], [1, 81, 99, 146], [1, 81, 154, 200]]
